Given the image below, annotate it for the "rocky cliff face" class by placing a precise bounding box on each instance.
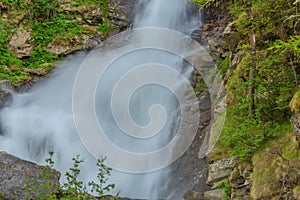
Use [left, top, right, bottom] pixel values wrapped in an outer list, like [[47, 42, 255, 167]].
[[198, 4, 300, 200]]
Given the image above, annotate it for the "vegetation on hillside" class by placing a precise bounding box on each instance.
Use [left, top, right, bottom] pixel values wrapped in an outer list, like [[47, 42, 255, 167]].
[[0, 0, 112, 83], [194, 0, 299, 159], [193, 0, 300, 198], [1, 0, 299, 198]]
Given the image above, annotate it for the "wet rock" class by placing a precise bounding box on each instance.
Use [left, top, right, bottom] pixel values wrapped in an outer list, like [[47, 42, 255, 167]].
[[46, 43, 72, 55], [109, 0, 134, 23], [25, 68, 48, 76], [199, 94, 211, 112], [8, 28, 33, 58], [0, 80, 14, 108], [190, 28, 202, 43], [46, 33, 103, 55], [184, 190, 203, 200], [0, 151, 60, 200], [207, 157, 238, 185], [203, 189, 224, 200], [0, 91, 12, 108]]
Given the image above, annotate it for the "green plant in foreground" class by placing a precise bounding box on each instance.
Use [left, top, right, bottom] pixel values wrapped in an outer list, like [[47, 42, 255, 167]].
[[88, 157, 115, 196], [62, 154, 115, 199], [25, 152, 114, 199], [62, 154, 87, 197]]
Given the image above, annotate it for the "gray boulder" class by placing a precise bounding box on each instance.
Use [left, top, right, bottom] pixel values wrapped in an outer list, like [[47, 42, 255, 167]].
[[0, 151, 60, 200], [204, 189, 224, 200], [207, 157, 238, 185]]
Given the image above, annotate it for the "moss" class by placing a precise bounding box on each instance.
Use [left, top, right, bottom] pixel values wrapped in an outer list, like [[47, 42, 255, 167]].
[[207, 145, 231, 163], [207, 111, 227, 158], [293, 186, 300, 199], [290, 90, 300, 112], [0, 0, 114, 83], [251, 157, 280, 199], [226, 53, 250, 104], [251, 132, 300, 199]]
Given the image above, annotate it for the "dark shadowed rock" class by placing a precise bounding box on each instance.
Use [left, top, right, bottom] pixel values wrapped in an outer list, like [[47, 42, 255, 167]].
[[0, 80, 14, 108], [0, 151, 60, 200], [222, 22, 244, 53]]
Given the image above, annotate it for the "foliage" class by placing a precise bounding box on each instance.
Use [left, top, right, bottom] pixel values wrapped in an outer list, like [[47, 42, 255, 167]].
[[1, 0, 26, 9], [62, 155, 87, 196], [268, 35, 300, 57], [25, 152, 115, 199], [216, 54, 230, 76], [88, 157, 115, 196], [97, 0, 114, 38], [194, 0, 300, 160], [217, 181, 231, 200], [28, 0, 59, 22], [61, 154, 115, 199], [97, 23, 114, 38], [0, 0, 112, 83], [31, 14, 82, 47], [0, 18, 24, 82], [219, 107, 292, 159]]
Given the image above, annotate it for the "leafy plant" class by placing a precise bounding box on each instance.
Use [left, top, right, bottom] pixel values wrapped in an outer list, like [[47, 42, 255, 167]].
[[97, 23, 114, 38], [62, 154, 87, 196], [28, 0, 59, 22], [88, 157, 115, 196], [25, 152, 116, 199]]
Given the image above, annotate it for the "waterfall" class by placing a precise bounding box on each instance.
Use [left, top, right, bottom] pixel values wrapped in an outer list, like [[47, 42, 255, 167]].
[[0, 0, 202, 199]]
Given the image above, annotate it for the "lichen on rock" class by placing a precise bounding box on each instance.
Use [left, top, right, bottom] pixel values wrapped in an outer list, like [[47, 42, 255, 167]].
[[0, 151, 60, 200]]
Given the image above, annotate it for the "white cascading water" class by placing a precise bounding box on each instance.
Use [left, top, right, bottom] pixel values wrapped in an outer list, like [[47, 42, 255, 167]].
[[0, 0, 201, 199]]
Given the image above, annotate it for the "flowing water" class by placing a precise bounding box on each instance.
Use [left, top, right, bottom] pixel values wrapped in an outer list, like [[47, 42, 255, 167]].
[[0, 0, 201, 199]]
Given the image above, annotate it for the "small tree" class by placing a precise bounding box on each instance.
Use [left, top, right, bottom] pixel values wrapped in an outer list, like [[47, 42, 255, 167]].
[[88, 157, 115, 196], [62, 154, 87, 197]]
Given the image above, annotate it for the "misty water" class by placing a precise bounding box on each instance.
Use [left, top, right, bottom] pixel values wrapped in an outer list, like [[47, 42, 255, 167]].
[[0, 0, 202, 199]]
